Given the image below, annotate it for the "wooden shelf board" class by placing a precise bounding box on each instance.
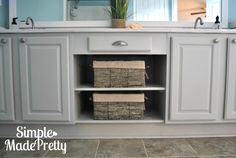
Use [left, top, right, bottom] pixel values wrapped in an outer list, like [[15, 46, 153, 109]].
[[75, 111, 164, 124], [74, 84, 166, 92]]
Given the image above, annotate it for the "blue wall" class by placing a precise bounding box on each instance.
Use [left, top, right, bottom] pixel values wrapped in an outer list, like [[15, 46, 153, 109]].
[[17, 0, 64, 21], [79, 0, 109, 6], [0, 0, 9, 28], [228, 0, 236, 23], [16, 0, 108, 22]]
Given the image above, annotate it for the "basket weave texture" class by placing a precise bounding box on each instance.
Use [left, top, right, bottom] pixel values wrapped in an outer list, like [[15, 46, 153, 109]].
[[93, 93, 145, 120], [93, 61, 145, 87]]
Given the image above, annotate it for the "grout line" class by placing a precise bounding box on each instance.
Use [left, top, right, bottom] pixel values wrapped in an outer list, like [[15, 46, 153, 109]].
[[94, 139, 100, 158], [41, 149, 49, 157], [225, 137, 236, 145], [184, 139, 199, 157], [142, 139, 148, 158]]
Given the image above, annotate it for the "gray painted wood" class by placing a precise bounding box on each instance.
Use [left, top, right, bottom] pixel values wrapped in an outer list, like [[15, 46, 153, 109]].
[[18, 36, 70, 121], [225, 37, 236, 120], [89, 36, 152, 52], [0, 38, 15, 121], [71, 33, 167, 54], [170, 36, 223, 121]]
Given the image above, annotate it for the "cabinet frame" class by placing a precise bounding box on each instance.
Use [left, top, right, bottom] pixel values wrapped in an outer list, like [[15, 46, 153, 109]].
[[225, 37, 236, 120], [0, 37, 15, 121]]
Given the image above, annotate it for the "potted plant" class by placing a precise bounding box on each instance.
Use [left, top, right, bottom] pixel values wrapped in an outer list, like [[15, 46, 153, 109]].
[[106, 0, 129, 28]]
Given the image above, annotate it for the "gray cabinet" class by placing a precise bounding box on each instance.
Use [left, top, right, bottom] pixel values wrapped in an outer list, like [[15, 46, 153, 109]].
[[170, 36, 224, 121], [0, 38, 15, 121], [18, 36, 70, 121], [225, 37, 236, 120]]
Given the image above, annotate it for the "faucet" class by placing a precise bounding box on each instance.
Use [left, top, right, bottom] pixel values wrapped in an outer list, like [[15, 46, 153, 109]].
[[194, 17, 204, 29], [25, 17, 35, 29]]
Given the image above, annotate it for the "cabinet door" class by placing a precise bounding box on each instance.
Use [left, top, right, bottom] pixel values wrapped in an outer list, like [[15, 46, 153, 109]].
[[19, 37, 70, 121], [0, 38, 15, 121], [225, 38, 236, 120], [170, 36, 223, 121]]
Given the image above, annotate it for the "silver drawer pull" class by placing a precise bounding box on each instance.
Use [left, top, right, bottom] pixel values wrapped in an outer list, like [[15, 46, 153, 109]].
[[232, 39, 236, 43], [1, 39, 7, 44], [20, 38, 26, 43], [112, 41, 128, 47], [213, 39, 219, 43]]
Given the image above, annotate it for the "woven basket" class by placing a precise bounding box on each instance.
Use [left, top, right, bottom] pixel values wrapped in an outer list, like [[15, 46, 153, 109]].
[[93, 61, 145, 87], [93, 93, 145, 120]]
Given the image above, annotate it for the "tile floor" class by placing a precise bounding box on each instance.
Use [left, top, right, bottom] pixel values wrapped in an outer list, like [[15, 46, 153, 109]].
[[0, 137, 236, 158]]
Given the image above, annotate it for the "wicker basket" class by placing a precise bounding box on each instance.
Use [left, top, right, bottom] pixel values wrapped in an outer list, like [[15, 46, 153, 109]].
[[93, 61, 145, 87], [93, 93, 145, 120]]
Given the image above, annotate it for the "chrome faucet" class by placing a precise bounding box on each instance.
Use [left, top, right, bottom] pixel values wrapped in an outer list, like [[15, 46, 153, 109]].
[[194, 17, 204, 29], [26, 17, 35, 29]]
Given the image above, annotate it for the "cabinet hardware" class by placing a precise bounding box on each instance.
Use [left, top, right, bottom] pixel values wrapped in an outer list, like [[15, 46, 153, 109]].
[[20, 38, 26, 43], [232, 39, 236, 43], [1, 39, 7, 44], [112, 41, 128, 46], [213, 39, 219, 43]]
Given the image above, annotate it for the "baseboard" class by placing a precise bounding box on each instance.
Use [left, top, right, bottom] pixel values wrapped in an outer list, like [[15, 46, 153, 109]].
[[0, 123, 236, 139]]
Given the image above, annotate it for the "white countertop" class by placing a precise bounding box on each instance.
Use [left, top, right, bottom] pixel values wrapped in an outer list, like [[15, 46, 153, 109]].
[[0, 27, 236, 34]]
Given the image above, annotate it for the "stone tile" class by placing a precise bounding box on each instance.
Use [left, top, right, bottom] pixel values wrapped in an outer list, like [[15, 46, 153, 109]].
[[0, 138, 47, 157], [96, 139, 146, 158], [143, 138, 198, 157], [0, 138, 8, 150], [45, 139, 98, 158], [226, 137, 236, 144], [187, 137, 236, 156]]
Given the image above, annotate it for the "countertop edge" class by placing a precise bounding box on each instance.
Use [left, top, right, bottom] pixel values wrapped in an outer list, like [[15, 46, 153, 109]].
[[1, 28, 236, 34]]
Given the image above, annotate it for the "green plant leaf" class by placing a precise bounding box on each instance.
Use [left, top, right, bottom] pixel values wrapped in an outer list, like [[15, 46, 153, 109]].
[[105, 0, 129, 19]]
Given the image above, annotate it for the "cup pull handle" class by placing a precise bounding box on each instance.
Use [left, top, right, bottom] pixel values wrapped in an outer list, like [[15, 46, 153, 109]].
[[112, 41, 128, 46]]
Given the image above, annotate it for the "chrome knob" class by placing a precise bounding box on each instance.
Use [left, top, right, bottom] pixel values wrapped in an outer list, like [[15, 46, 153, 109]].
[[112, 41, 128, 46], [1, 39, 7, 44], [20, 38, 26, 43], [232, 39, 236, 43], [213, 39, 219, 43]]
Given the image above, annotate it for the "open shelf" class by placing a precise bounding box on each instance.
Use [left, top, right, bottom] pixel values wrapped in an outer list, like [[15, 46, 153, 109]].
[[74, 55, 167, 89], [74, 91, 166, 123], [73, 55, 167, 123], [74, 84, 165, 92]]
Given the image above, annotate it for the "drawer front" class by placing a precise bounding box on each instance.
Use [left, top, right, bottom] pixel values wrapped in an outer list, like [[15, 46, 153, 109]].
[[71, 33, 167, 54], [89, 36, 152, 52]]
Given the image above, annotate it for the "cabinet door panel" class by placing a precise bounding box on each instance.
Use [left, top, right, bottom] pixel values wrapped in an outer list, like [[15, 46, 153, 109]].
[[225, 37, 236, 120], [170, 37, 222, 121], [0, 38, 15, 120], [19, 37, 70, 121]]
